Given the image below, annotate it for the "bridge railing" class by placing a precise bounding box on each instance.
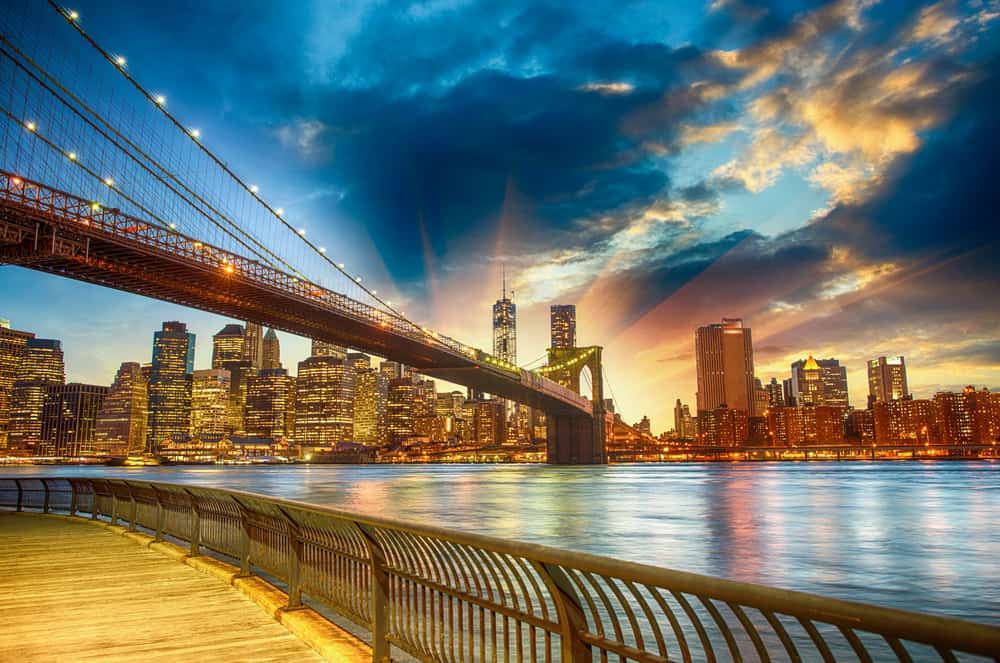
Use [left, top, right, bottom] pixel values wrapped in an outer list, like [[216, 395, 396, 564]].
[[4, 477, 996, 663]]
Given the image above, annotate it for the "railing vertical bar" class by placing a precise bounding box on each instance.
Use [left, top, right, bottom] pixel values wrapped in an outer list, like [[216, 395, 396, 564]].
[[15, 478, 22, 512], [837, 626, 873, 663], [885, 636, 914, 663], [762, 611, 801, 663], [798, 618, 836, 663], [41, 479, 50, 513]]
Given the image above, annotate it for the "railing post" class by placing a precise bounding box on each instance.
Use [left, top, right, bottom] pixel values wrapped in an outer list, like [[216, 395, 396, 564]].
[[154, 488, 165, 542], [355, 523, 391, 663], [110, 482, 119, 526], [69, 481, 78, 516], [126, 483, 137, 532], [14, 479, 22, 512], [186, 490, 201, 556], [277, 507, 303, 610], [532, 561, 591, 663], [90, 480, 99, 520], [231, 496, 252, 577], [42, 479, 50, 513]]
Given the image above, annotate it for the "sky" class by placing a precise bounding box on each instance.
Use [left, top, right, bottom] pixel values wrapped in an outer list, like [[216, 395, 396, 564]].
[[2, 0, 999, 433]]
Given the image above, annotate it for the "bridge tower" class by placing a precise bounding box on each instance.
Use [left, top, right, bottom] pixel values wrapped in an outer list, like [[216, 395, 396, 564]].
[[544, 346, 608, 464]]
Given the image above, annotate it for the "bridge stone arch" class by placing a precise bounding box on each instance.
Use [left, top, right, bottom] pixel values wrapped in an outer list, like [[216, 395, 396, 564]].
[[540, 346, 608, 464]]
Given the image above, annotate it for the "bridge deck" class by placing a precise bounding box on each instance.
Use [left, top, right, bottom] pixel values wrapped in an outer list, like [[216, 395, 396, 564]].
[[0, 513, 325, 662]]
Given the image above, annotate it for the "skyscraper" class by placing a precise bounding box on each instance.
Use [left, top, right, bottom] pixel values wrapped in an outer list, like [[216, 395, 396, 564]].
[[147, 321, 195, 452], [386, 377, 414, 444], [212, 323, 251, 434], [868, 356, 909, 404], [347, 352, 371, 372], [212, 324, 244, 368], [354, 368, 388, 446], [0, 322, 34, 449], [191, 368, 232, 437], [243, 321, 263, 369], [245, 367, 294, 441], [695, 318, 756, 415], [295, 354, 355, 450], [312, 339, 346, 358], [262, 328, 281, 370], [7, 338, 65, 454], [791, 356, 849, 408], [550, 305, 576, 349], [41, 383, 108, 457], [493, 277, 517, 440], [765, 377, 785, 408], [93, 362, 147, 457]]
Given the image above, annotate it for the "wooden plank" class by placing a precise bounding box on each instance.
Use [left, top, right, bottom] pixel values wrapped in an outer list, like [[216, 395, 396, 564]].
[[0, 513, 326, 662]]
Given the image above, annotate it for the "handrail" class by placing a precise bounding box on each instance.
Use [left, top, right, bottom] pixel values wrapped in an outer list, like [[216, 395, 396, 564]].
[[2, 477, 998, 662]]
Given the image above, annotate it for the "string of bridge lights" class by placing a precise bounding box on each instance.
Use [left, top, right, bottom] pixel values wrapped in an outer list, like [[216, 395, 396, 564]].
[[52, 3, 410, 322]]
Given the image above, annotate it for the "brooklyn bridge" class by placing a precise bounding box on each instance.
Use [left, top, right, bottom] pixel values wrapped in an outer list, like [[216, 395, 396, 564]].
[[0, 2, 609, 463]]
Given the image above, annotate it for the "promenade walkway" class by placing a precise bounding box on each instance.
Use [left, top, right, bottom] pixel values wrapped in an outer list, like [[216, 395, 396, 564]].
[[0, 513, 328, 662]]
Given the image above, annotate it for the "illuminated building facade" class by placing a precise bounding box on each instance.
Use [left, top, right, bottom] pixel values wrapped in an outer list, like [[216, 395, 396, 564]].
[[766, 406, 846, 446], [697, 406, 748, 446], [7, 338, 65, 454], [765, 377, 785, 408], [473, 399, 505, 446], [0, 322, 34, 449], [634, 416, 651, 435], [245, 368, 294, 442], [386, 377, 414, 444], [312, 339, 346, 358], [147, 321, 195, 453], [191, 368, 232, 437], [695, 318, 756, 415], [262, 328, 281, 369], [354, 368, 387, 445], [673, 399, 693, 438], [40, 383, 108, 457], [93, 362, 147, 456], [868, 356, 909, 404], [872, 399, 936, 443], [550, 305, 576, 349], [347, 352, 371, 372], [934, 388, 977, 445], [243, 321, 263, 369], [212, 324, 244, 367], [296, 354, 354, 449], [847, 409, 875, 442], [791, 356, 849, 407], [212, 323, 250, 433]]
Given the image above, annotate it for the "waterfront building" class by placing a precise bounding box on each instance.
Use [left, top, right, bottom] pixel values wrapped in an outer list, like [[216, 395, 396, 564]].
[[473, 399, 505, 446], [386, 377, 414, 444], [695, 318, 756, 415], [191, 368, 232, 437], [782, 378, 796, 407], [0, 321, 34, 449], [697, 406, 748, 446], [354, 368, 388, 446], [493, 278, 517, 441], [261, 328, 281, 369], [634, 416, 651, 435], [147, 321, 195, 453], [93, 362, 147, 456], [7, 338, 65, 454], [550, 305, 576, 349], [791, 356, 849, 407], [296, 354, 354, 450], [872, 398, 936, 443], [765, 377, 785, 408], [753, 378, 769, 416], [243, 321, 264, 369], [245, 368, 294, 442], [868, 356, 909, 404], [766, 405, 846, 446], [846, 408, 875, 443], [934, 388, 977, 445], [40, 383, 108, 456]]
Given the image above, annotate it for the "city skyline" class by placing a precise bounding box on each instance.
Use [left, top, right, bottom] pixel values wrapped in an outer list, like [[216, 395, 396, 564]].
[[1, 0, 999, 431]]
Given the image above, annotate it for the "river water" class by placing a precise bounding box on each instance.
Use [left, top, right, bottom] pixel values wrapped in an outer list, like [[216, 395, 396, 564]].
[[5, 461, 998, 624]]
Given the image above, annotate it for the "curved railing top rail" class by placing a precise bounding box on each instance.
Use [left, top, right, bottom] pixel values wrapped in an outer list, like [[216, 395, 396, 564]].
[[4, 476, 998, 663]]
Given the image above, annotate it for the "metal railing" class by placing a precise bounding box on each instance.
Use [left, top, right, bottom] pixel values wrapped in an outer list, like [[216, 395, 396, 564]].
[[2, 477, 998, 662]]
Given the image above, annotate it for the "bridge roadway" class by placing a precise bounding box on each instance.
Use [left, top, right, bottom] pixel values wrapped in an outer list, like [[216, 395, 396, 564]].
[[0, 512, 369, 662], [0, 171, 591, 419]]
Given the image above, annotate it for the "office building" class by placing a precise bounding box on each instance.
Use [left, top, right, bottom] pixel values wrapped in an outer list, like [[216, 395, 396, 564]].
[[296, 354, 354, 449], [191, 368, 232, 437], [386, 377, 414, 444], [212, 323, 251, 433], [673, 399, 693, 438], [766, 405, 846, 446], [791, 356, 849, 407], [697, 406, 749, 446], [245, 368, 294, 442], [262, 328, 281, 369], [7, 338, 65, 454], [550, 305, 576, 349], [0, 322, 34, 449], [765, 377, 785, 408], [147, 321, 195, 453], [695, 318, 756, 415], [473, 399, 505, 446], [312, 339, 346, 358], [212, 324, 244, 368], [354, 368, 388, 445], [243, 321, 264, 369], [41, 383, 108, 457], [868, 356, 909, 404], [93, 362, 147, 456], [872, 398, 936, 443]]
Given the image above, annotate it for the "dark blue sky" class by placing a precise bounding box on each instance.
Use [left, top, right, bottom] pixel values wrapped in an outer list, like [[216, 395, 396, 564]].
[[2, 0, 999, 429]]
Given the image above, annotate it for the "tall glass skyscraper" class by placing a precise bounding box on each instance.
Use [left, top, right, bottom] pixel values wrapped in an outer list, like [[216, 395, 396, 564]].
[[550, 305, 576, 349], [93, 361, 147, 456], [7, 338, 65, 453], [147, 321, 195, 452], [262, 328, 281, 369], [0, 321, 34, 449], [695, 318, 756, 415], [295, 354, 355, 450]]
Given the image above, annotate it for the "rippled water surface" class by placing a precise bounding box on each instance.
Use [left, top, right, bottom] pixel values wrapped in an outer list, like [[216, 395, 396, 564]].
[[6, 461, 998, 623]]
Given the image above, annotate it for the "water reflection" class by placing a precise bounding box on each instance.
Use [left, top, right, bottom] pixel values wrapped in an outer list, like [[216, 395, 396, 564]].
[[4, 461, 998, 623]]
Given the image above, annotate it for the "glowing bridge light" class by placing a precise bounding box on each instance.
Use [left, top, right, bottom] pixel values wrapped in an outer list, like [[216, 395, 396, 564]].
[[250, 184, 259, 193], [115, 56, 127, 66], [297, 228, 305, 235], [372, 290, 377, 295], [25, 121, 36, 131], [224, 264, 235, 274], [355, 276, 362, 282], [68, 10, 79, 20], [90, 202, 100, 211], [190, 128, 201, 139], [338, 263, 345, 269], [168, 223, 177, 230], [154, 95, 166, 105], [12, 177, 22, 185], [104, 177, 114, 186], [275, 208, 283, 216], [318, 247, 326, 253], [67, 152, 77, 160]]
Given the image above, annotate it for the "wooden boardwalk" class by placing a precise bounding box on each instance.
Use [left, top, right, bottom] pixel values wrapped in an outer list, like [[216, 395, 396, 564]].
[[0, 513, 326, 662]]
